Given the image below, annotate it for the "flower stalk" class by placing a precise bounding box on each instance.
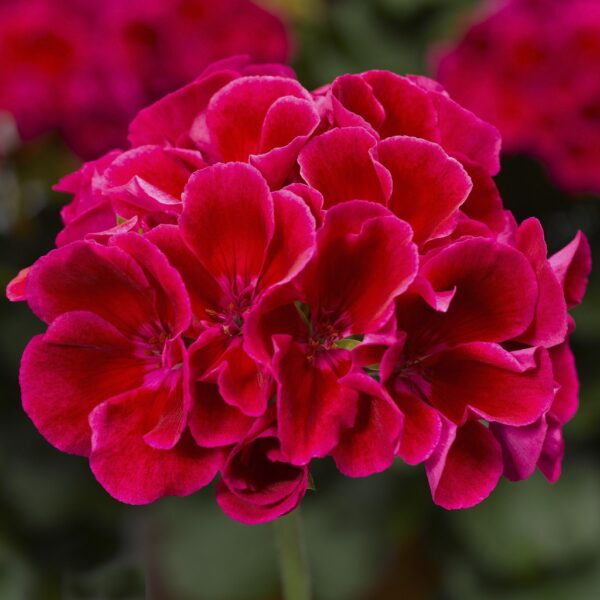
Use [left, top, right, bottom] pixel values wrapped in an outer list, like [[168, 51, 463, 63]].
[[275, 509, 311, 600]]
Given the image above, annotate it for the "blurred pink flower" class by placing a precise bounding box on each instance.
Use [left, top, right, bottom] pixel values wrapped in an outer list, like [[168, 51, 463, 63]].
[[0, 0, 291, 158], [435, 0, 600, 194]]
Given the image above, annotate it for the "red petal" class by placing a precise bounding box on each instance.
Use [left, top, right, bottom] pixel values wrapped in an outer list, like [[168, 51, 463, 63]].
[[110, 233, 192, 337], [515, 218, 567, 347], [189, 382, 254, 448], [549, 231, 591, 308], [181, 162, 274, 289], [6, 266, 30, 302], [430, 91, 501, 175], [393, 390, 442, 465], [298, 127, 391, 208], [146, 225, 224, 326], [427, 343, 554, 426], [26, 240, 154, 334], [408, 237, 537, 346], [128, 68, 237, 147], [549, 340, 579, 424], [206, 76, 311, 161], [301, 201, 418, 335], [362, 71, 438, 140], [215, 337, 271, 417], [330, 74, 385, 134], [426, 419, 503, 509], [20, 312, 145, 456], [257, 189, 316, 293], [273, 336, 358, 465], [89, 385, 223, 504], [491, 418, 548, 481], [333, 374, 403, 477], [377, 136, 472, 245]]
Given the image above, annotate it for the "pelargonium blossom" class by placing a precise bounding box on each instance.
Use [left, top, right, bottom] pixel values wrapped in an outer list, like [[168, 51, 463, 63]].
[[435, 0, 600, 195], [0, 0, 290, 158], [7, 58, 591, 524]]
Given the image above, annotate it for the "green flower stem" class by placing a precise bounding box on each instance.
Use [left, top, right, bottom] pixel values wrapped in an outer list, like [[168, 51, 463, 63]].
[[275, 509, 312, 600]]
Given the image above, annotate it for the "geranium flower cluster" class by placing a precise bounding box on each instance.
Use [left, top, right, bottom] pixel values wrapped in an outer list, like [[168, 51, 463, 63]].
[[0, 0, 289, 158], [435, 0, 600, 194], [8, 57, 591, 524]]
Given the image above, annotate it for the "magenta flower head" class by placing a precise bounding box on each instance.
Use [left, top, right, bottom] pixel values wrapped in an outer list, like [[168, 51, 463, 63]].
[[435, 0, 600, 195], [7, 58, 591, 523], [0, 0, 290, 158]]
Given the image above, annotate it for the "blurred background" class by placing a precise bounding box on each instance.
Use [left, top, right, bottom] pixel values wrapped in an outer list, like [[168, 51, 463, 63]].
[[1, 0, 599, 598]]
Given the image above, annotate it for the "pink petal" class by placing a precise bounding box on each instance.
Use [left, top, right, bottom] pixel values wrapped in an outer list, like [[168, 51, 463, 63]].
[[257, 189, 316, 293], [216, 416, 309, 524], [6, 266, 30, 302], [330, 74, 385, 135], [26, 240, 154, 334], [394, 390, 442, 465], [301, 201, 418, 335], [491, 417, 548, 481], [90, 385, 223, 505], [430, 91, 501, 175], [411, 237, 538, 346], [377, 136, 472, 245], [332, 373, 403, 477], [128, 68, 238, 147], [188, 382, 254, 448], [427, 343, 554, 426], [273, 335, 358, 465], [549, 231, 592, 308], [206, 76, 311, 161], [298, 127, 391, 208], [362, 71, 439, 140], [181, 162, 274, 290], [20, 312, 145, 456], [426, 419, 503, 509]]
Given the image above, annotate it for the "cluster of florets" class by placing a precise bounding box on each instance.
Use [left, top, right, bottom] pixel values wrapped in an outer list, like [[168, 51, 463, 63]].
[[0, 0, 289, 158], [435, 0, 600, 194], [8, 57, 590, 523]]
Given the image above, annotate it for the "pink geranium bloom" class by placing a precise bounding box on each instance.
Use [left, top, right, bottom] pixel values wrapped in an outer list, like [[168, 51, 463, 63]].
[[148, 161, 316, 440], [19, 233, 223, 503], [0, 0, 290, 158], [435, 0, 600, 194], [7, 59, 592, 522], [245, 201, 418, 465]]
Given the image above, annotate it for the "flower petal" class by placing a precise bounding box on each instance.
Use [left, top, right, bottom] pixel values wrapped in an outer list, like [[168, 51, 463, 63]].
[[20, 311, 145, 456], [377, 135, 472, 245], [89, 385, 223, 505], [301, 201, 418, 335], [426, 343, 554, 426], [426, 419, 503, 509], [273, 335, 358, 465], [333, 373, 403, 477], [181, 162, 274, 289], [298, 127, 391, 208]]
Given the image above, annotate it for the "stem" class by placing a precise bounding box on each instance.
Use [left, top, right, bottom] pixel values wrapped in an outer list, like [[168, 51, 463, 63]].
[[275, 509, 312, 600]]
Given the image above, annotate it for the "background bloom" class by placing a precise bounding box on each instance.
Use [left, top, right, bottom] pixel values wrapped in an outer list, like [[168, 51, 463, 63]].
[[0, 0, 290, 158], [435, 0, 600, 195]]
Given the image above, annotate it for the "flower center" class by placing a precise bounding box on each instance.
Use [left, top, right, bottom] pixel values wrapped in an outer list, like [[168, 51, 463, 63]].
[[206, 289, 254, 337]]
